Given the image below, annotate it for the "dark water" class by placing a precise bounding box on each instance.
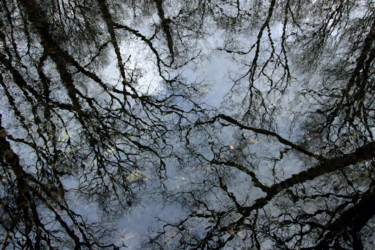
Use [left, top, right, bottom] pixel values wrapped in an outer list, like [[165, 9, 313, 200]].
[[1, 0, 375, 249]]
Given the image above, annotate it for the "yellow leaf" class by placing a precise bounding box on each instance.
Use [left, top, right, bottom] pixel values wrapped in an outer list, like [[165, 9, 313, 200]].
[[105, 147, 116, 155], [58, 131, 70, 142]]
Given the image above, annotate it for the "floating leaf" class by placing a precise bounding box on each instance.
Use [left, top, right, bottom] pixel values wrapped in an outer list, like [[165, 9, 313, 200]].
[[200, 87, 209, 94], [249, 139, 259, 144], [364, 170, 371, 177], [237, 230, 246, 240], [204, 164, 211, 171], [308, 132, 319, 138], [119, 230, 136, 243], [228, 226, 236, 236], [105, 147, 116, 155], [58, 131, 70, 142], [126, 169, 151, 183]]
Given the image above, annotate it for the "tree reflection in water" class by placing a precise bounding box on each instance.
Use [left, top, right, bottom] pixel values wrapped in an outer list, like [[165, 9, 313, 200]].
[[0, 0, 374, 249]]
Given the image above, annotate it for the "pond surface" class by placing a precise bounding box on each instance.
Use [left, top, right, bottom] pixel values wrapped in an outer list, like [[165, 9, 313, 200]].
[[1, 0, 375, 249]]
